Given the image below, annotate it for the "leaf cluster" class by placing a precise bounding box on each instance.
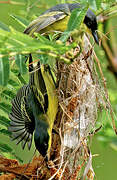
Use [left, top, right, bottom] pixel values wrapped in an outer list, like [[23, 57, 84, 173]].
[[0, 2, 89, 159]]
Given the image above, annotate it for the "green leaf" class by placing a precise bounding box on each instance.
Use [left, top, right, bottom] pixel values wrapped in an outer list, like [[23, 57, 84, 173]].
[[1, 89, 16, 99], [96, 0, 101, 10], [11, 152, 23, 163], [0, 142, 13, 153], [0, 141, 23, 163], [0, 128, 11, 136], [8, 79, 19, 87], [15, 54, 27, 74], [11, 68, 27, 84], [67, 4, 88, 31], [0, 102, 11, 114], [0, 21, 10, 32], [11, 68, 19, 75], [39, 54, 49, 64], [10, 14, 29, 28], [0, 55, 10, 86], [0, 116, 10, 127], [60, 4, 89, 42], [0, 28, 71, 56], [17, 73, 27, 85]]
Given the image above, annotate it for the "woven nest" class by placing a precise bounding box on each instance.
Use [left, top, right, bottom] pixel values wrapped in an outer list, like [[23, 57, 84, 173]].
[[0, 35, 104, 180], [51, 34, 102, 179]]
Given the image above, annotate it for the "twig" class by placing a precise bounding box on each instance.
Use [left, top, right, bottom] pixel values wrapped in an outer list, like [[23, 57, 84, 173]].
[[94, 51, 117, 135], [0, 167, 30, 179], [101, 36, 117, 72], [0, 0, 24, 5], [0, 0, 10, 3]]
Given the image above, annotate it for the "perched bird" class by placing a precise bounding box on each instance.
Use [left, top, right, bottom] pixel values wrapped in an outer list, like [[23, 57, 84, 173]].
[[9, 3, 99, 160], [9, 54, 58, 159], [24, 3, 99, 44]]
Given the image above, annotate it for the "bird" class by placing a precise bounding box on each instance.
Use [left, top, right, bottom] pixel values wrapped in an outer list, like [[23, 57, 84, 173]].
[[24, 3, 99, 44], [9, 54, 58, 160], [9, 3, 99, 160]]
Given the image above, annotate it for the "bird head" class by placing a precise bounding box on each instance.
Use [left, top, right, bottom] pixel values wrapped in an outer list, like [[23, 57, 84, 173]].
[[34, 114, 50, 160], [84, 9, 99, 44], [34, 125, 49, 158]]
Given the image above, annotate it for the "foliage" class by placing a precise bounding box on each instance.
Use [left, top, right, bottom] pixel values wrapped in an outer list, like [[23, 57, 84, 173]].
[[0, 0, 90, 160], [0, 64, 27, 160], [0, 0, 117, 167]]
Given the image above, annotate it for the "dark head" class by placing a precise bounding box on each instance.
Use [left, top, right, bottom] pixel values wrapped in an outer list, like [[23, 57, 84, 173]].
[[34, 126, 49, 158], [84, 9, 99, 44]]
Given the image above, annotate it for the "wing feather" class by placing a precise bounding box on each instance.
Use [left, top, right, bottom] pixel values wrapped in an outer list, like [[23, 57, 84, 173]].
[[24, 11, 66, 35], [9, 84, 35, 150]]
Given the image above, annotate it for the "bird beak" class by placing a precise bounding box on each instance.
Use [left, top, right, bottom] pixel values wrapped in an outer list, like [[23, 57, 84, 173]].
[[92, 30, 99, 45]]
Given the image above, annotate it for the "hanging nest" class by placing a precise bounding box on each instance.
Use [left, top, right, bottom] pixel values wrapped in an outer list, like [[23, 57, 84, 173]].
[[50, 34, 103, 180], [0, 35, 104, 180]]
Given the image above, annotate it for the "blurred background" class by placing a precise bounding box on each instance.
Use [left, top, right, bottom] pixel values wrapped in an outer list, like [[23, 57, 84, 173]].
[[0, 0, 117, 179]]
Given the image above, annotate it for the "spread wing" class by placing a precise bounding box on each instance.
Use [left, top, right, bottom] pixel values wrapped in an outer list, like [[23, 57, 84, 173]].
[[9, 58, 49, 151], [8, 85, 35, 150]]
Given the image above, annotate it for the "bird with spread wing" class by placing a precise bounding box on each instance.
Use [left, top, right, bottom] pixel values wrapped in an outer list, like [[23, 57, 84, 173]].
[[9, 3, 99, 160]]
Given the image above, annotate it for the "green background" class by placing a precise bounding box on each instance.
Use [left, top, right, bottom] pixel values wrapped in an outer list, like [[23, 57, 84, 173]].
[[0, 0, 117, 179]]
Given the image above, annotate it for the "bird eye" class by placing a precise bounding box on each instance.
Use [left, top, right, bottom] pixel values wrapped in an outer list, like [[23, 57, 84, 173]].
[[44, 142, 48, 147], [88, 22, 91, 26], [86, 21, 92, 28]]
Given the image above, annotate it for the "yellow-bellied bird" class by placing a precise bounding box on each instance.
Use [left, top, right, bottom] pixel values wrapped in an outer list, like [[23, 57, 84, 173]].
[[9, 3, 99, 160], [24, 3, 99, 44], [9, 55, 58, 160]]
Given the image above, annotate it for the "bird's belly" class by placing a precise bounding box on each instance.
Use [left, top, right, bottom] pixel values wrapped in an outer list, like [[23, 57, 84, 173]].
[[40, 16, 70, 34]]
